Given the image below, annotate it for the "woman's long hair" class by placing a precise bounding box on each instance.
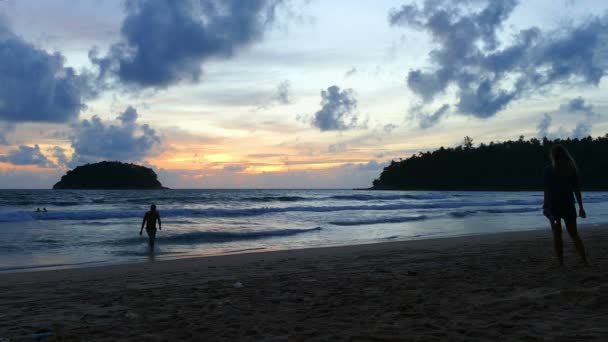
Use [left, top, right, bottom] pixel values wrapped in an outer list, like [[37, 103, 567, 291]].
[[550, 144, 577, 176]]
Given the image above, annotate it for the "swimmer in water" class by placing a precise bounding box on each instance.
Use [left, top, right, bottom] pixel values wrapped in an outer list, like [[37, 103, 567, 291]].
[[140, 204, 162, 251]]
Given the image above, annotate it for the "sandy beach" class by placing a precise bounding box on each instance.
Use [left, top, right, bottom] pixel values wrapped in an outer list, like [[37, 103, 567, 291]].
[[2, 225, 608, 341]]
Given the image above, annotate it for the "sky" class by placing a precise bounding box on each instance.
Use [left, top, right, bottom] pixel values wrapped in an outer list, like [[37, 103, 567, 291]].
[[1, 0, 608, 189]]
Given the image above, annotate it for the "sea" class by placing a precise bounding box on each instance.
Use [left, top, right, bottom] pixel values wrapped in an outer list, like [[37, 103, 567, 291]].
[[1, 189, 607, 273]]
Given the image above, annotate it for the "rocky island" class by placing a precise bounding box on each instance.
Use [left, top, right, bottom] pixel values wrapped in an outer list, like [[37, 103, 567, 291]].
[[53, 161, 168, 189]]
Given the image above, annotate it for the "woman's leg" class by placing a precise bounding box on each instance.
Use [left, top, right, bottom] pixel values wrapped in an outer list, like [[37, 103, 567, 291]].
[[564, 218, 589, 265], [551, 219, 564, 266]]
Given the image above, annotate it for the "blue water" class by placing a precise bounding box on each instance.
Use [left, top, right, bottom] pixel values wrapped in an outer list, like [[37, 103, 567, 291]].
[[1, 189, 607, 272]]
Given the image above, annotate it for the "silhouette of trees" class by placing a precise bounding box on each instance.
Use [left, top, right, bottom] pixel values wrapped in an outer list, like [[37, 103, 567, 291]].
[[53, 161, 167, 189], [463, 136, 474, 150], [372, 135, 608, 190]]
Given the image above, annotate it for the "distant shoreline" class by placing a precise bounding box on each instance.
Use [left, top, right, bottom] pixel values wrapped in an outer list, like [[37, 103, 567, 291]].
[[361, 186, 608, 192]]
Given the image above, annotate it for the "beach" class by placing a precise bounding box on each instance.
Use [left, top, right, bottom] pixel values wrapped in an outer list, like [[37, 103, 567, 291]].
[[2, 225, 607, 341]]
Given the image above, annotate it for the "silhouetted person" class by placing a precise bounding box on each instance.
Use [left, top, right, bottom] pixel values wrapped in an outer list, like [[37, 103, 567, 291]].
[[140, 204, 161, 251], [36, 208, 41, 212], [42, 208, 47, 212], [543, 145, 588, 266]]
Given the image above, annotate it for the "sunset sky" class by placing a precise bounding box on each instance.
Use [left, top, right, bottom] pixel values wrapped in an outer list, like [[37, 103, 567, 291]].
[[1, 0, 608, 188]]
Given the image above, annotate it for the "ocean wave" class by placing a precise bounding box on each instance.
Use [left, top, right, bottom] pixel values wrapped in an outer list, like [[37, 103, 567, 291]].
[[0, 200, 543, 222], [482, 207, 538, 214], [34, 239, 62, 244], [244, 196, 309, 202], [329, 193, 447, 201], [120, 193, 448, 204], [449, 210, 477, 218], [104, 227, 322, 246], [330, 215, 428, 226], [449, 207, 538, 218], [69, 221, 117, 226], [0, 200, 82, 207]]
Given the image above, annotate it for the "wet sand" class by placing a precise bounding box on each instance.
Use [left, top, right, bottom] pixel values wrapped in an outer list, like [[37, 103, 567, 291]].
[[2, 225, 608, 341]]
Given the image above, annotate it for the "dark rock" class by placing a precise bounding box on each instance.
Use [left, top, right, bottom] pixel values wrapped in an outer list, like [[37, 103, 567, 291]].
[[53, 161, 168, 189]]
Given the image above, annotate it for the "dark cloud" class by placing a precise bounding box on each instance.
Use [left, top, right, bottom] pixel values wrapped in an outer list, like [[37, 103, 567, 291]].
[[118, 106, 139, 125], [51, 146, 70, 167], [275, 80, 291, 105], [416, 104, 450, 129], [311, 85, 359, 131], [0, 145, 55, 168], [537, 97, 598, 139], [560, 97, 597, 117], [0, 19, 93, 123], [92, 0, 285, 88], [69, 106, 161, 165], [390, 0, 608, 126]]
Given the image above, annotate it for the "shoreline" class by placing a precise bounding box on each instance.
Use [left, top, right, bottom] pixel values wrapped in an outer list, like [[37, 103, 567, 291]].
[[1, 222, 605, 275], [2, 225, 608, 340], [0, 226, 552, 276]]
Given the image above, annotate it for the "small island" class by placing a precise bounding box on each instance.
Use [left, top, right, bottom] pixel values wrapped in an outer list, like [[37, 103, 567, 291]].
[[370, 135, 608, 191], [53, 161, 168, 190]]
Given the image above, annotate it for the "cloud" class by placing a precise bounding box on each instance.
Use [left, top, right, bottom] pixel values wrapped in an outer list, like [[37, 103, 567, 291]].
[[572, 122, 592, 138], [536, 97, 599, 139], [275, 80, 291, 104], [68, 106, 161, 165], [415, 104, 450, 129], [246, 153, 285, 159], [223, 165, 248, 172], [0, 123, 15, 145], [328, 142, 347, 153], [537, 113, 552, 138], [118, 106, 139, 125], [51, 146, 70, 167], [344, 67, 357, 77], [156, 160, 387, 189], [0, 145, 55, 168], [311, 85, 359, 131], [356, 160, 384, 171], [92, 0, 285, 88], [389, 0, 608, 126], [559, 97, 598, 117], [382, 124, 398, 133], [0, 19, 93, 123], [252, 80, 294, 110]]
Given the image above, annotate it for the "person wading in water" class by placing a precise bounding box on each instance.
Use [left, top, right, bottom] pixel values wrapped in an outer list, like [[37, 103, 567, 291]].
[[543, 145, 589, 266], [140, 204, 162, 251]]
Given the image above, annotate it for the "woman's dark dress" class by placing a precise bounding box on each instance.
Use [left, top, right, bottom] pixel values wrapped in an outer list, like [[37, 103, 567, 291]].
[[544, 165, 579, 220]]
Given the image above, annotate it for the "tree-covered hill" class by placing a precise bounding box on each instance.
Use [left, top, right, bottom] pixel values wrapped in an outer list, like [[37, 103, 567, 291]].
[[371, 135, 608, 191], [53, 161, 167, 189]]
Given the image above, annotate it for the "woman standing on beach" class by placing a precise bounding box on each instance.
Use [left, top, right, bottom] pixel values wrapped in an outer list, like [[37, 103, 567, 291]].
[[543, 145, 589, 266]]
